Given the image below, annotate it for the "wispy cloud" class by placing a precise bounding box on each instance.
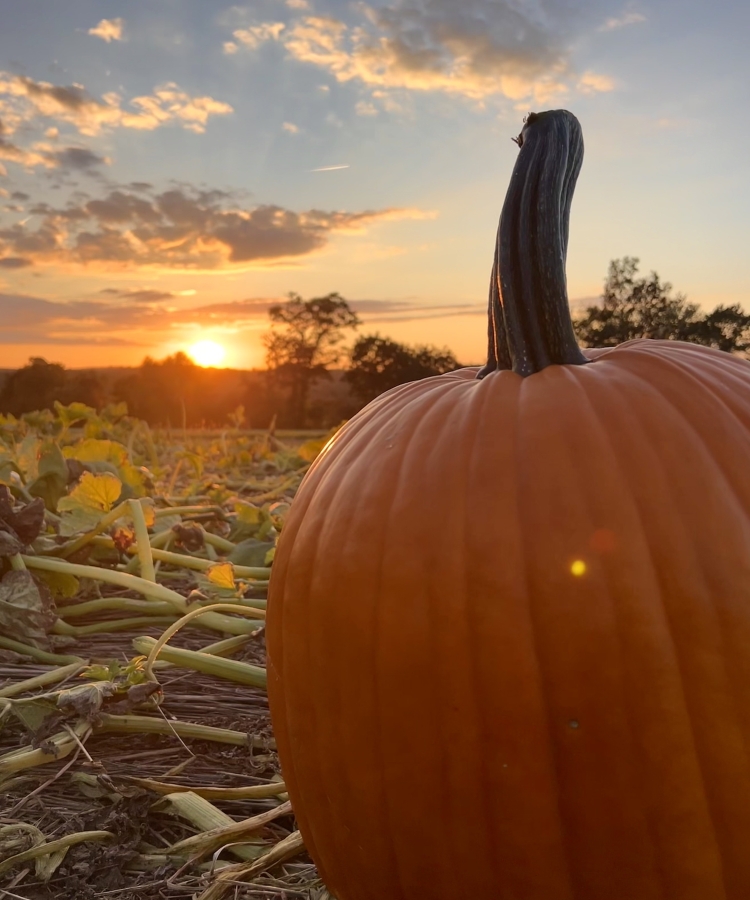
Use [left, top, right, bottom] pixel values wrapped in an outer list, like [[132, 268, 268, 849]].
[[0, 183, 435, 271], [0, 291, 483, 348], [351, 298, 485, 322], [232, 22, 286, 49], [577, 71, 616, 94], [0, 73, 233, 137], [599, 11, 647, 31], [88, 18, 125, 42]]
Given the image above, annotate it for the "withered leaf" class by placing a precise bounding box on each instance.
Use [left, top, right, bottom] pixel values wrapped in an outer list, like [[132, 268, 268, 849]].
[[0, 570, 57, 647]]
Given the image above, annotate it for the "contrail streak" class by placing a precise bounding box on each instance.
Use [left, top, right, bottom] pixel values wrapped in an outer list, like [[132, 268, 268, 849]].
[[311, 164, 350, 172]]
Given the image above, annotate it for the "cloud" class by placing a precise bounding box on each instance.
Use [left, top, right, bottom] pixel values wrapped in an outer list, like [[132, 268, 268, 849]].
[[223, 41, 239, 54], [232, 22, 286, 49], [0, 184, 435, 272], [0, 73, 233, 137], [225, 0, 616, 103], [99, 287, 176, 303], [271, 2, 616, 103], [282, 121, 299, 133], [577, 71, 616, 93], [48, 146, 109, 170], [350, 298, 485, 322], [88, 18, 125, 42], [0, 257, 32, 269], [0, 123, 108, 173], [0, 289, 484, 349], [0, 122, 110, 173], [599, 11, 646, 31], [355, 100, 378, 116]]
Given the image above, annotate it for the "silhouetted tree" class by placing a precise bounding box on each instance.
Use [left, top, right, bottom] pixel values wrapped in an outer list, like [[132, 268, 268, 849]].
[[575, 257, 750, 353], [0, 358, 68, 416], [114, 353, 251, 426], [59, 370, 106, 409], [346, 335, 460, 404], [264, 292, 360, 426], [683, 305, 750, 354], [114, 352, 201, 426]]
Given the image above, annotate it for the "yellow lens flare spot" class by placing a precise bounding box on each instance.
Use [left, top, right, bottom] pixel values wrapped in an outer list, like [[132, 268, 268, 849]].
[[570, 559, 587, 577], [188, 340, 226, 367]]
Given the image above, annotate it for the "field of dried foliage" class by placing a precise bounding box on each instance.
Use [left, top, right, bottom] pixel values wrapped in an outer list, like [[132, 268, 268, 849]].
[[0, 401, 336, 900]]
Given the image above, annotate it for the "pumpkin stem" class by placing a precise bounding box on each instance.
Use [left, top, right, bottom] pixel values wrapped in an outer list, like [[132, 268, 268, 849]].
[[477, 110, 589, 378]]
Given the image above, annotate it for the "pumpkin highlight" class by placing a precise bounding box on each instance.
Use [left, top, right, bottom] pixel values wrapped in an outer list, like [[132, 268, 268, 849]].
[[266, 110, 750, 900]]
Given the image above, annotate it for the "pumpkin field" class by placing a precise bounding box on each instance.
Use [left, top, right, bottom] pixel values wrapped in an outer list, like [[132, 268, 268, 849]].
[[0, 400, 332, 899], [5, 101, 750, 900]]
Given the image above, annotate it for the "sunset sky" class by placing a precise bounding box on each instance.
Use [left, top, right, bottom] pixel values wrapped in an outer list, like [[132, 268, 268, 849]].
[[1, 0, 749, 369]]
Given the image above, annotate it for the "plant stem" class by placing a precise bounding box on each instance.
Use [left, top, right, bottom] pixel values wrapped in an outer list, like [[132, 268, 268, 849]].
[[479, 109, 589, 377]]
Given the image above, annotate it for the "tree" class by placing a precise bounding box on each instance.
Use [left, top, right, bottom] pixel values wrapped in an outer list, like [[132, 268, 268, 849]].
[[0, 358, 106, 416], [0, 358, 68, 416], [114, 352, 201, 426], [575, 257, 750, 353], [346, 334, 460, 404], [263, 292, 360, 425], [684, 305, 750, 354]]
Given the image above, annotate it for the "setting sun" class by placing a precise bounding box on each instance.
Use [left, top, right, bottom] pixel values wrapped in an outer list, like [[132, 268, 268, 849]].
[[188, 340, 226, 367]]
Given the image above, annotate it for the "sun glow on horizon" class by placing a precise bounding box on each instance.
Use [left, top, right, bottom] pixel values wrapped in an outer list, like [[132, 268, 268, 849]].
[[188, 340, 226, 367]]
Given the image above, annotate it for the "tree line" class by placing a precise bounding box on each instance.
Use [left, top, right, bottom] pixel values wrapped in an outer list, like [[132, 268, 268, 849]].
[[2, 258, 749, 427]]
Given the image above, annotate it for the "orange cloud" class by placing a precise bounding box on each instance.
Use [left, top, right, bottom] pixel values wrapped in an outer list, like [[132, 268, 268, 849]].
[[229, 1, 616, 104], [0, 73, 233, 136], [0, 185, 436, 272], [280, 8, 602, 103], [88, 18, 125, 42], [0, 291, 483, 349]]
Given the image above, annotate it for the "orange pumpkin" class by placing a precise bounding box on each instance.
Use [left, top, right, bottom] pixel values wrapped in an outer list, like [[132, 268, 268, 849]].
[[266, 110, 750, 900]]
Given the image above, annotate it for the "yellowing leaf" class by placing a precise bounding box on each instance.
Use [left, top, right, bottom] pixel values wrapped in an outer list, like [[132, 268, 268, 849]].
[[138, 498, 156, 527], [235, 502, 263, 525], [59, 471, 122, 513], [264, 547, 276, 566], [206, 561, 236, 590], [36, 570, 80, 599], [119, 462, 148, 496], [64, 438, 128, 466]]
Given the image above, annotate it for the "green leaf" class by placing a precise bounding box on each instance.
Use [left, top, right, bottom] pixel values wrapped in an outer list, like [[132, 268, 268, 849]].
[[17, 433, 41, 481], [57, 507, 103, 537], [0, 450, 21, 487], [228, 538, 274, 568], [28, 441, 69, 511], [9, 697, 59, 733], [54, 400, 96, 428]]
